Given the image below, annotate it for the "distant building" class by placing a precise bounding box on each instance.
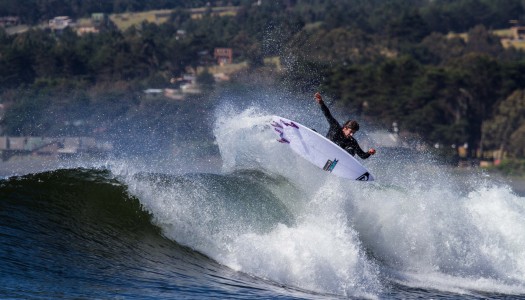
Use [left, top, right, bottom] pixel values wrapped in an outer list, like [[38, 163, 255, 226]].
[[76, 26, 99, 35], [511, 26, 525, 40], [49, 16, 74, 31], [188, 6, 241, 19], [171, 74, 199, 94], [167, 74, 200, 98], [180, 83, 201, 94], [176, 29, 186, 40], [0, 16, 20, 27], [0, 136, 113, 161], [182, 74, 196, 82], [91, 13, 107, 25], [163, 89, 184, 100], [74, 13, 107, 35], [214, 48, 233, 65]]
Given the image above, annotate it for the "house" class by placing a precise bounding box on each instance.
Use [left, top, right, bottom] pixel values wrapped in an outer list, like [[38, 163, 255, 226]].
[[188, 6, 241, 19], [511, 26, 525, 40], [75, 13, 108, 36], [0, 16, 20, 27], [164, 89, 184, 100], [181, 83, 201, 94], [91, 13, 107, 26], [0, 136, 114, 160], [49, 16, 74, 31], [214, 48, 233, 65], [176, 29, 186, 39], [213, 72, 230, 82], [76, 26, 99, 35]]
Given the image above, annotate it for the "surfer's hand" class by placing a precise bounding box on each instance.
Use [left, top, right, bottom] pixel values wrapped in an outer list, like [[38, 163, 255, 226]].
[[314, 92, 323, 103], [368, 148, 376, 155]]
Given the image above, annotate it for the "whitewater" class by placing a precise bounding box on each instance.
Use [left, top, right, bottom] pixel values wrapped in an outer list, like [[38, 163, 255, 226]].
[[1, 102, 525, 299], [119, 105, 525, 298]]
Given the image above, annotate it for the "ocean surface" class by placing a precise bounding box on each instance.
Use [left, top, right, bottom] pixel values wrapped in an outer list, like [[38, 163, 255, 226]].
[[2, 110, 525, 299]]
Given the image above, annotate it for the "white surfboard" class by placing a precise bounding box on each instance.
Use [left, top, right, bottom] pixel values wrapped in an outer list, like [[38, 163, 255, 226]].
[[270, 116, 374, 181]]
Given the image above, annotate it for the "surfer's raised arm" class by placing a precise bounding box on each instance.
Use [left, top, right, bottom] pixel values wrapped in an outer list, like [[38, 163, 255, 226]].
[[314, 92, 339, 128], [314, 92, 376, 159]]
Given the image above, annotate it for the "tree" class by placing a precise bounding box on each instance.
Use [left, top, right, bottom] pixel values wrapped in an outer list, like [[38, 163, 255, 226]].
[[386, 11, 430, 43], [1, 91, 50, 136], [446, 53, 502, 154], [420, 32, 465, 64], [482, 90, 525, 157], [465, 25, 504, 57], [197, 69, 215, 92]]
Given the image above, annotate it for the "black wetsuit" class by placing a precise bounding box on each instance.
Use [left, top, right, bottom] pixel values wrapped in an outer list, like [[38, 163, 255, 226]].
[[318, 101, 371, 159]]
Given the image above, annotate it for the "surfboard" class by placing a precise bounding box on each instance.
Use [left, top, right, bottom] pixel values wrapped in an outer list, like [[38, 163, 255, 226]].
[[270, 116, 374, 181]]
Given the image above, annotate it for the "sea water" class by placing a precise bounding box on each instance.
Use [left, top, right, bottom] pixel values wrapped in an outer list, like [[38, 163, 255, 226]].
[[1, 106, 525, 299]]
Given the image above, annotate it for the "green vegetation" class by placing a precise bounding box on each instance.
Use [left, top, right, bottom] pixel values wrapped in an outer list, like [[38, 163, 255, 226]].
[[488, 159, 525, 177], [1, 0, 525, 167]]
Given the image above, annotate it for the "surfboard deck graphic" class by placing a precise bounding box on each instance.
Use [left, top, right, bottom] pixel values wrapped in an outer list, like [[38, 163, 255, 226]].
[[270, 116, 374, 181]]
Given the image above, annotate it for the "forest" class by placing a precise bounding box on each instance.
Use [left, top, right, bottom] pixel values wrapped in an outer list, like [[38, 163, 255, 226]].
[[1, 0, 525, 169]]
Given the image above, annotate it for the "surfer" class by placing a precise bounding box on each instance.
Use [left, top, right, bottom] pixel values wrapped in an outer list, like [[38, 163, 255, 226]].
[[314, 92, 376, 159]]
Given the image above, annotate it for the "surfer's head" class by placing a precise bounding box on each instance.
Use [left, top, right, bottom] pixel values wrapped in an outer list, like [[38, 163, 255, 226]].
[[342, 120, 359, 137]]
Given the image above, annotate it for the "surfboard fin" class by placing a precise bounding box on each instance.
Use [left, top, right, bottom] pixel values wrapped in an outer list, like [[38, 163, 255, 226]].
[[356, 172, 370, 181], [273, 128, 290, 143], [270, 121, 283, 129], [280, 119, 299, 129]]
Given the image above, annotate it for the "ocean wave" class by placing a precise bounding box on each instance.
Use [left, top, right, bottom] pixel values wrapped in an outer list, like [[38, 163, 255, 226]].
[[2, 107, 525, 299]]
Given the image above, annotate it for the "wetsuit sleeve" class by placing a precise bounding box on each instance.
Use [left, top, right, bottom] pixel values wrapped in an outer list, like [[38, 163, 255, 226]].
[[318, 100, 340, 128], [354, 144, 371, 159], [346, 138, 371, 159]]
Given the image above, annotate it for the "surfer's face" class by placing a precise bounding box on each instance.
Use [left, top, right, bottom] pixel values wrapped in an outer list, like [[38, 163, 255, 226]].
[[342, 127, 354, 137]]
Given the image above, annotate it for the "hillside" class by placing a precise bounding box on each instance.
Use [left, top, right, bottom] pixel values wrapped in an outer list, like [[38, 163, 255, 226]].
[[1, 0, 525, 170]]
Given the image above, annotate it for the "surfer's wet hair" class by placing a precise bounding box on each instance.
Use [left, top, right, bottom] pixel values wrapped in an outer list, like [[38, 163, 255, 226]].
[[343, 120, 359, 131]]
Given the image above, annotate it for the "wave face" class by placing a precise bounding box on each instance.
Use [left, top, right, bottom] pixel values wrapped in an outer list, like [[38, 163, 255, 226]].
[[1, 108, 525, 299], [0, 168, 317, 299]]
